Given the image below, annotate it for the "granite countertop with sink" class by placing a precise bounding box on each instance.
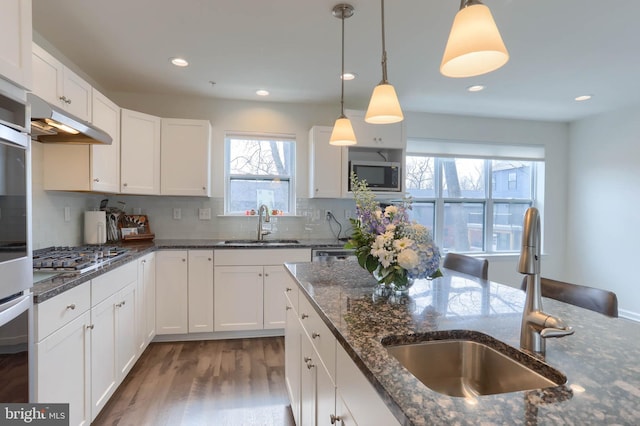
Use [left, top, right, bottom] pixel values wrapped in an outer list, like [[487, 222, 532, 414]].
[[285, 259, 640, 425], [31, 238, 346, 303]]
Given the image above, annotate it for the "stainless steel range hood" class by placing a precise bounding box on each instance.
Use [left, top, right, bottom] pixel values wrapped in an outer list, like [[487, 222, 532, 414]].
[[27, 93, 112, 145]]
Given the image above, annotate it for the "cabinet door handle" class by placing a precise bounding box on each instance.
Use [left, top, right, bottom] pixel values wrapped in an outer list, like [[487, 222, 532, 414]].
[[330, 414, 342, 425], [286, 287, 292, 292], [66, 304, 76, 310], [93, 178, 100, 182], [301, 313, 309, 319], [86, 324, 94, 330], [286, 306, 292, 311], [306, 361, 315, 370], [304, 356, 312, 363], [312, 332, 320, 339]]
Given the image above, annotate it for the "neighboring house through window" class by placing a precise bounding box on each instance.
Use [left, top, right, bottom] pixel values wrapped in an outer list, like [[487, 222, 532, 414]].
[[405, 139, 544, 254], [225, 133, 296, 214]]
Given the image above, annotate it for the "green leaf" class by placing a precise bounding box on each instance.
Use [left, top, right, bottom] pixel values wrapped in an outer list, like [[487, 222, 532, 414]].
[[429, 269, 444, 279], [365, 255, 378, 273]]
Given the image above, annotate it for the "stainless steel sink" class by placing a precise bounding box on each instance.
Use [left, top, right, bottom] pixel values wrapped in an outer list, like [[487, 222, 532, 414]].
[[221, 239, 300, 246], [384, 334, 566, 397]]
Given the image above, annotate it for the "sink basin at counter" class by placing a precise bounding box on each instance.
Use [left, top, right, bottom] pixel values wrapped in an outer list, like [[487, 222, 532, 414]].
[[383, 331, 567, 398], [220, 239, 301, 246]]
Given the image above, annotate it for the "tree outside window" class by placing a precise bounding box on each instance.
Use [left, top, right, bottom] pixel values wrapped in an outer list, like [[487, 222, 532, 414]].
[[225, 136, 295, 214]]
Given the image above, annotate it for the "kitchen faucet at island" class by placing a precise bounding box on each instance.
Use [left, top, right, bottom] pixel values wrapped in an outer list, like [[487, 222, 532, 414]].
[[257, 204, 271, 240], [518, 207, 574, 357]]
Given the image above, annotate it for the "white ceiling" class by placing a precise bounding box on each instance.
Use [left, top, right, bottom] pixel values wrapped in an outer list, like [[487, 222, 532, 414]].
[[32, 0, 640, 122]]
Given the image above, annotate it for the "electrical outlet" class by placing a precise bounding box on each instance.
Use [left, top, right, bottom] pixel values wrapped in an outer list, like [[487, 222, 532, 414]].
[[173, 208, 181, 220], [198, 208, 211, 220], [133, 207, 142, 215], [325, 210, 332, 221], [64, 206, 71, 222]]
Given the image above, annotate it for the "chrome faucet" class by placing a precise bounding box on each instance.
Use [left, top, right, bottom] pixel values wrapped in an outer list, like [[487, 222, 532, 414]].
[[256, 204, 271, 240], [518, 207, 574, 357]]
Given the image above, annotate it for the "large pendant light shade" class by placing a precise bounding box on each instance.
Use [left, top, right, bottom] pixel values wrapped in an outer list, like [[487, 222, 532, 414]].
[[365, 0, 403, 124], [440, 1, 509, 78], [330, 4, 357, 146]]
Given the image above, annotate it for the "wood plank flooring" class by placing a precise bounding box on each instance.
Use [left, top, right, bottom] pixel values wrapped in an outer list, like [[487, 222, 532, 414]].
[[92, 337, 295, 426]]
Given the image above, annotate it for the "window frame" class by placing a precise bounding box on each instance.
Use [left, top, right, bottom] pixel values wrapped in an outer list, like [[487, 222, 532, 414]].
[[224, 133, 297, 215], [406, 154, 539, 254]]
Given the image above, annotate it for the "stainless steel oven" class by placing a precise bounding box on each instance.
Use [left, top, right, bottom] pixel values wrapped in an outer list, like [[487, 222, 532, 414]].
[[0, 88, 33, 403]]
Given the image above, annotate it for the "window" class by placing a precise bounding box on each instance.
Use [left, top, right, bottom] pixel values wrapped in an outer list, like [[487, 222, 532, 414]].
[[405, 140, 543, 254], [225, 134, 296, 214]]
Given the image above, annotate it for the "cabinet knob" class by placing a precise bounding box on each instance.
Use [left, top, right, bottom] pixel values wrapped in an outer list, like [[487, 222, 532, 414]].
[[312, 332, 320, 339], [66, 304, 76, 310], [258, 273, 262, 277], [93, 178, 100, 182], [306, 361, 315, 370], [182, 259, 186, 262], [301, 313, 309, 319], [264, 273, 269, 277], [330, 414, 342, 424], [286, 306, 292, 311], [123, 183, 128, 187], [286, 287, 292, 292], [202, 186, 206, 190], [86, 324, 94, 330], [208, 258, 212, 261], [304, 356, 312, 363]]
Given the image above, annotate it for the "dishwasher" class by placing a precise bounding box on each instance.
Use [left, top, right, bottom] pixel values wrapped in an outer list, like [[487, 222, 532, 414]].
[[311, 248, 356, 262]]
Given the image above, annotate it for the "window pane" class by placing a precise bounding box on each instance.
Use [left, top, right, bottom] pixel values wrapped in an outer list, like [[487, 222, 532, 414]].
[[229, 138, 293, 176], [442, 158, 485, 198], [491, 160, 533, 199], [228, 179, 290, 213], [443, 202, 485, 252], [408, 202, 435, 234], [492, 202, 530, 251], [405, 155, 435, 197]]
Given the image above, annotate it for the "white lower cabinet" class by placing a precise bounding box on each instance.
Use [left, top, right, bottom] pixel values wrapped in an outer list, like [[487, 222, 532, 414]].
[[35, 258, 150, 425], [213, 248, 310, 333], [35, 311, 91, 426], [136, 252, 156, 353], [155, 250, 213, 335], [155, 250, 188, 334], [285, 292, 400, 426]]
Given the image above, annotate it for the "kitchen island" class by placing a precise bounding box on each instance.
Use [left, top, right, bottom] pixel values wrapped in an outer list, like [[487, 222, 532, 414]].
[[285, 259, 640, 425]]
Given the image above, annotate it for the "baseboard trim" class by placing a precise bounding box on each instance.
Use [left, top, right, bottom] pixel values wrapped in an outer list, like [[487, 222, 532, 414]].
[[152, 328, 284, 342], [619, 309, 640, 323]]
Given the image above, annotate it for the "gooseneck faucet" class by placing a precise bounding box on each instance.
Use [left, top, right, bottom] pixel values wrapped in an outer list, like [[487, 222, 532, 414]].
[[518, 207, 574, 357], [257, 204, 271, 240]]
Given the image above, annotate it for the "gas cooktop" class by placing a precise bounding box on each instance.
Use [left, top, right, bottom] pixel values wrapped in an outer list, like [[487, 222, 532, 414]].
[[33, 246, 129, 273]]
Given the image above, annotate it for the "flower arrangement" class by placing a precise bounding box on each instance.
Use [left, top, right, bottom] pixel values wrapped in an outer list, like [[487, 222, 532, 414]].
[[345, 174, 442, 290]]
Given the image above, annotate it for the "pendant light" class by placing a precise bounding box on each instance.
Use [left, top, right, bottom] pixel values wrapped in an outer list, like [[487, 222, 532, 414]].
[[365, 0, 403, 124], [330, 4, 357, 146], [440, 0, 509, 78]]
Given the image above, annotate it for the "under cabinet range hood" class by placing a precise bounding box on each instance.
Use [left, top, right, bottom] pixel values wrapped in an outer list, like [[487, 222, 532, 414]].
[[27, 93, 112, 145]]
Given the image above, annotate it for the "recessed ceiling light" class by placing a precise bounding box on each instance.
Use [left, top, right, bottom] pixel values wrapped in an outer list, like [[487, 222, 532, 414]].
[[467, 85, 485, 92], [256, 89, 269, 96], [341, 72, 356, 81], [574, 94, 592, 102], [170, 57, 189, 67]]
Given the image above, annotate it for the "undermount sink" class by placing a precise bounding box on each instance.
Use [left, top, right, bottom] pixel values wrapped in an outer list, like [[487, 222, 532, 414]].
[[383, 332, 566, 397], [221, 239, 300, 246]]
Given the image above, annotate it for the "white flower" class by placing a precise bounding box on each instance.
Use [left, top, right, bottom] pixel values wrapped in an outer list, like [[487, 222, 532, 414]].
[[378, 250, 395, 268], [371, 235, 386, 251], [385, 223, 396, 233], [393, 237, 414, 252], [397, 248, 419, 269], [384, 205, 398, 217], [375, 210, 383, 220]]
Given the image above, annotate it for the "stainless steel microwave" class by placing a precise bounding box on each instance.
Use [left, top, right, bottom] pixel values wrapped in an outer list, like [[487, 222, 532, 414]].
[[349, 160, 401, 192]]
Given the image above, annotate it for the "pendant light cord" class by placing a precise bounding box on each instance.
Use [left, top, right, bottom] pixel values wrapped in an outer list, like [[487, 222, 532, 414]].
[[340, 6, 346, 117], [380, 0, 388, 84]]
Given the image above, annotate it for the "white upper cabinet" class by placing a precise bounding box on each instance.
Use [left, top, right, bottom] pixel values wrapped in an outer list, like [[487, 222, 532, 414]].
[[308, 126, 344, 198], [42, 88, 121, 193], [0, 0, 32, 89], [120, 108, 161, 195], [32, 43, 92, 121], [346, 109, 405, 149], [160, 118, 212, 196]]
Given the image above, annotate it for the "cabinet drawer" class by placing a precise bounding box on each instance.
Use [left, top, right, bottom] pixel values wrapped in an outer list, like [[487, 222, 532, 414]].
[[214, 248, 310, 266], [35, 281, 90, 341], [299, 293, 336, 382], [91, 261, 137, 306]]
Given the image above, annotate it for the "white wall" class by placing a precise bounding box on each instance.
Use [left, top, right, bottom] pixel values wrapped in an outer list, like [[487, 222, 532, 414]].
[[566, 107, 640, 320]]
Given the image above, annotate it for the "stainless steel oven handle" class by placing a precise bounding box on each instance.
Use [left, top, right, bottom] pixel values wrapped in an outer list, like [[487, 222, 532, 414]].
[[0, 294, 32, 327]]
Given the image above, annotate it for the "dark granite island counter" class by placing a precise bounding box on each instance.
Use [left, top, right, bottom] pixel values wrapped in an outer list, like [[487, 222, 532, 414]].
[[285, 259, 640, 425]]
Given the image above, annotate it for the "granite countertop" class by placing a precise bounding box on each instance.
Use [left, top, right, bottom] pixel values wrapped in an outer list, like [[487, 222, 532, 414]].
[[31, 238, 346, 303], [285, 259, 640, 425]]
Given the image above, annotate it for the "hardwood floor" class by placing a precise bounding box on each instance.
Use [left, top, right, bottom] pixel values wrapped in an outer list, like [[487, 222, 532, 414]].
[[92, 337, 295, 426]]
